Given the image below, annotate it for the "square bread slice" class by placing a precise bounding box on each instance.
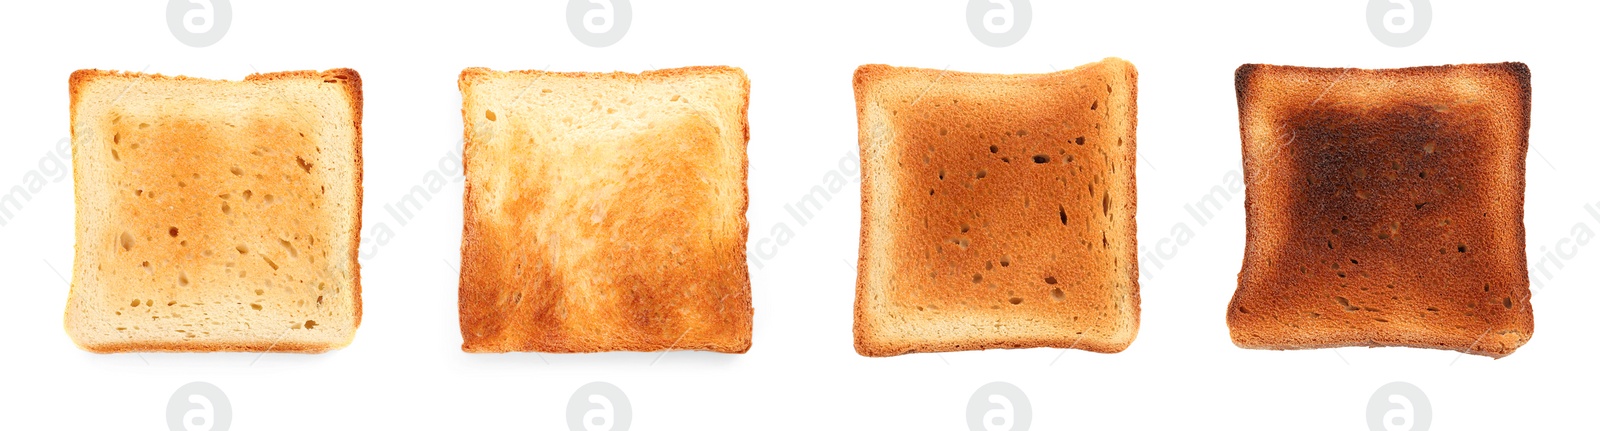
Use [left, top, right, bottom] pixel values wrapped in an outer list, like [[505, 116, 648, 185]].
[[1230, 63, 1533, 358], [65, 69, 363, 353], [853, 58, 1140, 356], [457, 67, 752, 353]]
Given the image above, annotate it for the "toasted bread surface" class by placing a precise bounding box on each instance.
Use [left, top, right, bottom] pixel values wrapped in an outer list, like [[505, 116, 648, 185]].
[[65, 69, 363, 353], [854, 58, 1140, 356], [1230, 63, 1533, 358], [458, 67, 752, 353]]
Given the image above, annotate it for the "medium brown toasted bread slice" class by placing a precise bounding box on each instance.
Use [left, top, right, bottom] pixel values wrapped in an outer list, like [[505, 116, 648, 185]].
[[458, 66, 752, 353], [65, 69, 363, 353], [1230, 63, 1533, 358], [854, 58, 1140, 356]]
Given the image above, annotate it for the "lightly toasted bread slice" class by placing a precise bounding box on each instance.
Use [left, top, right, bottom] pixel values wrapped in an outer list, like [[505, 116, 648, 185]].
[[853, 58, 1140, 356], [1230, 62, 1533, 358], [457, 66, 752, 353], [65, 69, 363, 353]]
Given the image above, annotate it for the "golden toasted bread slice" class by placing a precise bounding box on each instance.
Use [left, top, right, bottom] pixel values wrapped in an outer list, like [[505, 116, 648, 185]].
[[458, 66, 752, 353], [854, 58, 1140, 356], [1230, 62, 1533, 358], [66, 69, 363, 353]]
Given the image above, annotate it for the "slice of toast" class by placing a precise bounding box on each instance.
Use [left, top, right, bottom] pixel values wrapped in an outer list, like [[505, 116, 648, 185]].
[[65, 69, 363, 353], [457, 67, 752, 353], [1230, 63, 1533, 358], [853, 58, 1140, 356]]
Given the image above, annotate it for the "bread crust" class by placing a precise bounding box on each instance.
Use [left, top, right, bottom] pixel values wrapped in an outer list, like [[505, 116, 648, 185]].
[[854, 59, 1140, 356], [457, 66, 752, 353], [1230, 63, 1533, 358], [65, 69, 363, 353]]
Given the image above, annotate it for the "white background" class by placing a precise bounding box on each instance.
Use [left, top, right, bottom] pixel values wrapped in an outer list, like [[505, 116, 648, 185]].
[[1, 1, 1595, 429]]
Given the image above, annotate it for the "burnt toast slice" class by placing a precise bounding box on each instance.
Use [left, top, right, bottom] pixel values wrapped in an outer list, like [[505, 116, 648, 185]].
[[1230, 63, 1533, 358]]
